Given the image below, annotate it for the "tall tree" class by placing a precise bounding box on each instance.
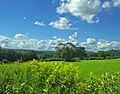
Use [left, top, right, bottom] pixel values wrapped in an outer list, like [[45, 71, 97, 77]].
[[55, 42, 87, 61], [74, 47, 87, 59], [55, 42, 76, 61]]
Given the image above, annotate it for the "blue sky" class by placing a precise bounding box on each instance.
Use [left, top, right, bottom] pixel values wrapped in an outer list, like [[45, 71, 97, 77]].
[[0, 0, 120, 51]]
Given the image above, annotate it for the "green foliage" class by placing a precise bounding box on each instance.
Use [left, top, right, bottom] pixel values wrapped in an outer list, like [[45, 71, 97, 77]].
[[55, 42, 76, 61], [27, 60, 80, 93], [0, 60, 120, 94], [74, 47, 87, 60], [0, 60, 81, 94], [87, 50, 120, 60], [79, 72, 120, 94], [45, 58, 63, 61], [0, 63, 28, 94], [55, 42, 86, 61], [37, 51, 55, 61], [0, 48, 37, 62]]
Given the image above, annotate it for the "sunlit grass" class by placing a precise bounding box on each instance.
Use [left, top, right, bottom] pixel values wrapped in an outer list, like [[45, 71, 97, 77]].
[[73, 59, 120, 80], [0, 59, 120, 93]]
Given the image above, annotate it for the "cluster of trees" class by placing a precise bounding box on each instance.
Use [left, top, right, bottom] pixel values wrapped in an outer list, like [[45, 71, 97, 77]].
[[55, 42, 87, 61], [38, 42, 87, 61], [38, 43, 120, 61], [87, 50, 120, 60], [0, 47, 37, 63]]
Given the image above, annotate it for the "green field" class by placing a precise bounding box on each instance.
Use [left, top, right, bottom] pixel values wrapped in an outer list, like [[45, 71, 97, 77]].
[[73, 59, 120, 80], [0, 59, 120, 93], [0, 59, 120, 81]]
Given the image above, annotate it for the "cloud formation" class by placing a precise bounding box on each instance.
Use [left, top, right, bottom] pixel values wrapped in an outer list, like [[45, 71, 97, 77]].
[[34, 21, 46, 26], [0, 32, 78, 51], [102, 1, 111, 9], [0, 33, 120, 51], [56, 0, 120, 24], [113, 0, 120, 7], [15, 34, 28, 39], [32, 0, 120, 31], [57, 0, 101, 24], [80, 38, 120, 51], [49, 17, 72, 30]]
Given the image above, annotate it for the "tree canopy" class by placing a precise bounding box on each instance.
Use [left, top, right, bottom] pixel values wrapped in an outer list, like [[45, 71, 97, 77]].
[[55, 42, 87, 61]]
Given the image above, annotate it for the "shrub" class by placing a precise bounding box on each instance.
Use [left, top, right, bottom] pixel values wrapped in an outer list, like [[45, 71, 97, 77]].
[[44, 58, 63, 61], [27, 60, 80, 93], [87, 57, 105, 60]]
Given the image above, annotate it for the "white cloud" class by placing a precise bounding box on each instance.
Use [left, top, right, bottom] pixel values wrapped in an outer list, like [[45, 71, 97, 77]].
[[49, 17, 72, 30], [113, 0, 120, 7], [102, 1, 111, 9], [52, 36, 58, 39], [0, 35, 15, 48], [86, 38, 96, 45], [1, 34, 120, 51], [80, 38, 120, 51], [56, 0, 120, 24], [15, 34, 28, 39], [68, 32, 78, 45], [80, 38, 97, 51], [57, 0, 101, 24], [97, 40, 110, 49], [0, 35, 11, 43], [34, 21, 46, 26], [0, 32, 78, 51], [56, 2, 68, 14]]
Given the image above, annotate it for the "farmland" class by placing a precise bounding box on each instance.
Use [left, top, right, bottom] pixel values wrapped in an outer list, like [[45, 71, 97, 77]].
[[0, 59, 120, 93]]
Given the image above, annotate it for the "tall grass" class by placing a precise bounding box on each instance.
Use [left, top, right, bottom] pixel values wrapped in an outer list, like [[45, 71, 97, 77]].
[[0, 60, 120, 94]]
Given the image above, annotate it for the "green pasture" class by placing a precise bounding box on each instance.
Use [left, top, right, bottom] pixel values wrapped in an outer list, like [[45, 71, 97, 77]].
[[73, 59, 120, 80]]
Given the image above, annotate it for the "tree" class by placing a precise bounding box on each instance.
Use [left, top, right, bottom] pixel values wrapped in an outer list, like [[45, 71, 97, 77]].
[[37, 52, 54, 61], [55, 42, 76, 61], [55, 42, 87, 61], [74, 46, 87, 59]]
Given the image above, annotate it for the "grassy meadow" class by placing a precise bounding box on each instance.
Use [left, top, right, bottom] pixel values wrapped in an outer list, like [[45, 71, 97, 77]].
[[0, 59, 120, 93], [73, 59, 120, 80]]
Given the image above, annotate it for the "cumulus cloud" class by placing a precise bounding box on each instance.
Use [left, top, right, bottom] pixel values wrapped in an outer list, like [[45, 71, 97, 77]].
[[68, 32, 78, 45], [15, 34, 28, 39], [57, 0, 101, 24], [1, 33, 120, 51], [56, 2, 68, 14], [56, 0, 120, 24], [34, 21, 46, 26], [49, 17, 72, 30], [0, 32, 78, 51], [80, 38, 120, 51], [86, 38, 96, 45], [113, 0, 120, 7], [102, 1, 111, 9]]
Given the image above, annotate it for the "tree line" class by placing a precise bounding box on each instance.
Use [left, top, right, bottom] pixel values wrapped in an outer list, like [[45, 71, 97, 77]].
[[0, 47, 37, 63], [87, 50, 120, 60], [37, 42, 120, 61], [0, 43, 120, 63]]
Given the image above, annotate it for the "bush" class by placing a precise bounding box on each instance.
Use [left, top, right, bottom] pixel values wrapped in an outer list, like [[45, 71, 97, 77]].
[[87, 57, 105, 60], [27, 60, 80, 93], [44, 58, 63, 61]]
